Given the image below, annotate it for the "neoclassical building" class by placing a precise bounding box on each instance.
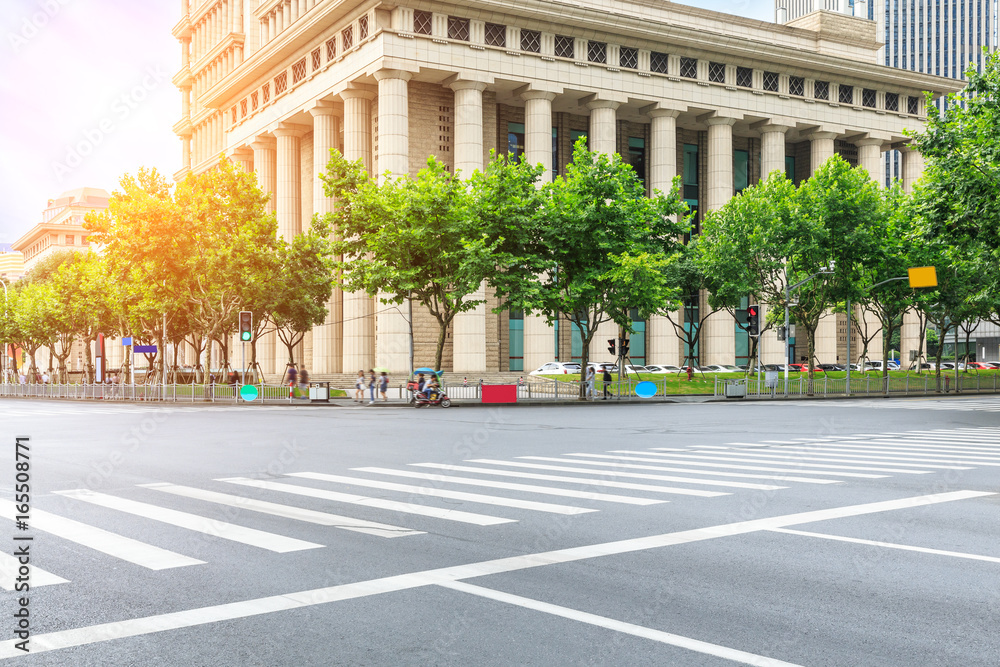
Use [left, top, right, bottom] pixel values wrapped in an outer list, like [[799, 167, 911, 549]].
[[172, 0, 961, 376]]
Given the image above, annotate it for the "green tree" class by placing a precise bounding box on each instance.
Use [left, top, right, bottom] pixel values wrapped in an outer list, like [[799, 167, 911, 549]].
[[324, 152, 496, 371], [483, 140, 688, 397]]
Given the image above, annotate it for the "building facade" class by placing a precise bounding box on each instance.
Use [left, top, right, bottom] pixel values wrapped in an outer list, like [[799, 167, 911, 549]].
[[173, 0, 961, 375], [12, 187, 106, 273]]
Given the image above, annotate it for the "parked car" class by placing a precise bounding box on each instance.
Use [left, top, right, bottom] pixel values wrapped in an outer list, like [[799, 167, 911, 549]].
[[644, 365, 681, 374], [719, 364, 743, 372], [986, 362, 1000, 369], [817, 364, 844, 371], [623, 365, 648, 374], [529, 362, 582, 376], [787, 363, 825, 372], [966, 362, 993, 370], [587, 362, 620, 374]]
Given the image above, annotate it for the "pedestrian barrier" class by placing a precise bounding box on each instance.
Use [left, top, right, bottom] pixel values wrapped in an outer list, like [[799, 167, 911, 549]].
[[712, 371, 1000, 398], [0, 382, 313, 403]]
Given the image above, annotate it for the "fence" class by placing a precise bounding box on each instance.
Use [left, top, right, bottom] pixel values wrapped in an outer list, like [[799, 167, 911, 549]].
[[714, 372, 1000, 398], [0, 382, 311, 403]]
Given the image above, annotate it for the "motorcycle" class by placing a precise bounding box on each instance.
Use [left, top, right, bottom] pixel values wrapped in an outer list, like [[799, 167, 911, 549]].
[[409, 368, 451, 408]]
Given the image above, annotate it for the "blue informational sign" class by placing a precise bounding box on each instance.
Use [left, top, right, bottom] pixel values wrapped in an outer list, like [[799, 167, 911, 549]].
[[634, 381, 657, 399], [121, 337, 133, 346], [134, 345, 157, 354], [240, 385, 259, 401]]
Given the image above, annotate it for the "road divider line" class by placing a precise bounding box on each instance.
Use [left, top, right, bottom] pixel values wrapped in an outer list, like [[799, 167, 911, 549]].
[[768, 528, 1000, 564], [286, 472, 598, 515], [438, 580, 804, 667], [53, 490, 323, 553], [350, 468, 669, 504], [0, 500, 203, 570], [0, 490, 989, 660], [138, 483, 424, 538], [218, 477, 515, 526]]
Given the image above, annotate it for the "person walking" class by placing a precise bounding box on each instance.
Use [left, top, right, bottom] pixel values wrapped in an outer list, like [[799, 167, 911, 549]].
[[299, 368, 310, 400], [368, 370, 377, 404], [602, 367, 613, 399], [355, 370, 365, 403], [585, 366, 596, 399], [379, 372, 389, 402], [286, 364, 297, 397]]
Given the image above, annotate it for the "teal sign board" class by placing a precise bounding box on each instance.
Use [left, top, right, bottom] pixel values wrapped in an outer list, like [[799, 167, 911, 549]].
[[240, 385, 259, 401]]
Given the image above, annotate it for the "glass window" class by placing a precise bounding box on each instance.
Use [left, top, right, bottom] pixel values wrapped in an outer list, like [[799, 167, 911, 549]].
[[507, 122, 525, 160], [65, 235, 74, 245], [683, 143, 699, 233], [734, 149, 749, 194], [508, 310, 524, 371], [785, 156, 795, 182], [628, 137, 646, 187], [629, 309, 646, 366], [552, 127, 558, 180]]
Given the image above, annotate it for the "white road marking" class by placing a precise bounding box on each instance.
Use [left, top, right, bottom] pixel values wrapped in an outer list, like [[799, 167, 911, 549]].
[[501, 457, 841, 484], [0, 554, 68, 590], [54, 490, 322, 553], [286, 472, 598, 515], [138, 483, 423, 538], [561, 453, 888, 478], [769, 528, 1000, 564], [425, 460, 790, 490], [218, 477, 515, 526], [681, 449, 971, 470], [439, 580, 804, 667], [774, 444, 1000, 465], [351, 467, 668, 504], [0, 490, 989, 660], [592, 451, 936, 474], [0, 501, 203, 570]]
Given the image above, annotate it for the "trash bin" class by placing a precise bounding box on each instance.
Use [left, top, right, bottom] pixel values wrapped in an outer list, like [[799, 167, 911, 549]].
[[724, 380, 746, 398], [309, 382, 330, 403]]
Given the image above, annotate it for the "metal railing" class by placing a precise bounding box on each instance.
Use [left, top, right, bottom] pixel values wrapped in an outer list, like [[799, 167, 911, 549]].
[[714, 372, 1000, 398], [0, 382, 313, 403]]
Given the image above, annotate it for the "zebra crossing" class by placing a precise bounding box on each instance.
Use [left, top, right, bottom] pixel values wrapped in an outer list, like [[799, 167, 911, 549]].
[[789, 395, 1000, 412], [5, 426, 996, 590]]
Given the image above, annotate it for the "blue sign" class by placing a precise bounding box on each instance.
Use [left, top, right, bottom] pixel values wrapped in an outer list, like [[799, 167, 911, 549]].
[[134, 345, 157, 354], [121, 337, 133, 346], [240, 385, 259, 401], [634, 381, 657, 399]]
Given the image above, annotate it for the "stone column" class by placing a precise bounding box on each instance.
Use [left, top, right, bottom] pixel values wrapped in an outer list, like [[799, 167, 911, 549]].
[[808, 131, 838, 175], [373, 69, 411, 181], [856, 138, 883, 180], [310, 103, 342, 374], [374, 70, 412, 372], [521, 89, 557, 372], [760, 124, 789, 178], [272, 125, 304, 241], [450, 80, 488, 373], [702, 117, 736, 365], [340, 88, 375, 371], [901, 309, 924, 369], [230, 146, 253, 172], [900, 145, 924, 193], [647, 108, 681, 366], [586, 99, 619, 156], [585, 98, 623, 362], [251, 137, 277, 376]]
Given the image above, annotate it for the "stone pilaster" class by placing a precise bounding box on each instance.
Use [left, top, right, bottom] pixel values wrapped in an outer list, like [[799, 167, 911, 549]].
[[759, 124, 790, 178], [808, 131, 838, 175], [856, 138, 883, 180], [309, 103, 342, 374], [900, 145, 924, 193], [340, 87, 375, 371], [273, 124, 305, 241], [648, 107, 680, 366]]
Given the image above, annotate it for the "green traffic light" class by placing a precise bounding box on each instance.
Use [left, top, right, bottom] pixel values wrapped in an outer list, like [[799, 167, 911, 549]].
[[240, 332, 251, 341]]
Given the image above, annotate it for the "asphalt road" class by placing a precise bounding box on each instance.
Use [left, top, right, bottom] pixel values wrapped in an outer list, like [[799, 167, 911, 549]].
[[0, 394, 998, 666]]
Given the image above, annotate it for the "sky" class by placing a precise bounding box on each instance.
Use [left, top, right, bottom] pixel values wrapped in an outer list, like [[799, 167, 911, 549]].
[[0, 0, 773, 246]]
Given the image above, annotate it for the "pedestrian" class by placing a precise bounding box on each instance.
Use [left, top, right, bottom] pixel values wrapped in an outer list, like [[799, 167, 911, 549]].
[[41, 371, 50, 385], [585, 365, 596, 399], [299, 368, 310, 399], [602, 367, 613, 399], [379, 372, 389, 402], [286, 364, 297, 388], [368, 370, 377, 404], [355, 370, 365, 402]]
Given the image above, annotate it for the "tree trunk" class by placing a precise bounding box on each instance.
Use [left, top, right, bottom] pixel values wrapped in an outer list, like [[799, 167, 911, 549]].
[[806, 326, 817, 395], [434, 319, 447, 372]]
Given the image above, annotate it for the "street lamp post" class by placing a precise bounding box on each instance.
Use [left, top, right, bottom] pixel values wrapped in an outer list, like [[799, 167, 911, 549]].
[[784, 265, 834, 394]]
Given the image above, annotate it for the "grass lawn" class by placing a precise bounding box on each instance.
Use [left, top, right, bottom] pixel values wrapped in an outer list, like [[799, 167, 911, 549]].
[[534, 369, 1000, 396]]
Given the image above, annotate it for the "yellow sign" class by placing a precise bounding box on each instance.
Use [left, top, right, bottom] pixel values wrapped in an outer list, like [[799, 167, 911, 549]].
[[908, 266, 937, 288]]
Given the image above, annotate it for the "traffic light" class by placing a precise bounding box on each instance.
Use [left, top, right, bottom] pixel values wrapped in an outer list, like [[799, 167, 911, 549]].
[[777, 325, 786, 341], [607, 339, 616, 355], [239, 311, 253, 342], [619, 337, 630, 357], [747, 305, 760, 336]]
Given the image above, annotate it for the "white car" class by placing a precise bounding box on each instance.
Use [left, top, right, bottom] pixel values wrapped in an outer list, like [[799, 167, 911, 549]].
[[623, 365, 648, 373], [644, 365, 681, 373], [529, 362, 582, 376]]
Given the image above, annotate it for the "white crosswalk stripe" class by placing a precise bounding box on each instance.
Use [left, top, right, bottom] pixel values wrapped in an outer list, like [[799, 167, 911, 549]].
[[563, 453, 889, 478], [796, 396, 1000, 412], [0, 553, 69, 590], [0, 500, 204, 570], [54, 489, 323, 553]]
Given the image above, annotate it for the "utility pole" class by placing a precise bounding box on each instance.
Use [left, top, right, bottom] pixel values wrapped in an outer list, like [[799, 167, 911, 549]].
[[846, 298, 851, 396]]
